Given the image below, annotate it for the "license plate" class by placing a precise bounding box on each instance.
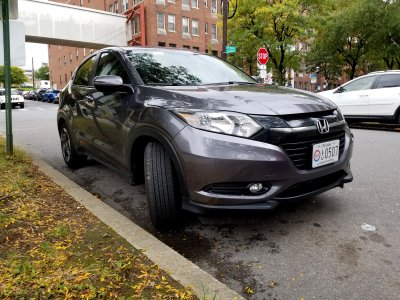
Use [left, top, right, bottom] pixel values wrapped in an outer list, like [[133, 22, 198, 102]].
[[312, 139, 340, 168]]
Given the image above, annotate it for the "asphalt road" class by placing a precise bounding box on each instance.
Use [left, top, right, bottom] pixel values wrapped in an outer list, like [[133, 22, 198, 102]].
[[1, 100, 399, 300]]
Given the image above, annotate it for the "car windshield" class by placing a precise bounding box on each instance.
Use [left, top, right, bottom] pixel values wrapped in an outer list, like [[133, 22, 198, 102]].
[[123, 50, 256, 86], [0, 89, 18, 95]]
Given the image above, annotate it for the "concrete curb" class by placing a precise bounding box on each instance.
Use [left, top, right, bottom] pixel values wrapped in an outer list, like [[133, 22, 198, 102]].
[[31, 156, 244, 300]]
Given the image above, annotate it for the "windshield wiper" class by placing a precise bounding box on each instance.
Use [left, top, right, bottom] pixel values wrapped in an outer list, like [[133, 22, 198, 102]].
[[204, 81, 256, 86], [146, 82, 185, 86]]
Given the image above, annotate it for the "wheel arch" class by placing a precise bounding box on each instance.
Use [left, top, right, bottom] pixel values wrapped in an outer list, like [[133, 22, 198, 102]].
[[128, 127, 189, 200], [395, 105, 400, 123]]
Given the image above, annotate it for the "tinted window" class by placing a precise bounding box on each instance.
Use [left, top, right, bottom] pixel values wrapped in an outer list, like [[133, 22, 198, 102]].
[[342, 75, 376, 92], [95, 52, 130, 83], [123, 50, 255, 86], [376, 74, 400, 89], [73, 56, 96, 86]]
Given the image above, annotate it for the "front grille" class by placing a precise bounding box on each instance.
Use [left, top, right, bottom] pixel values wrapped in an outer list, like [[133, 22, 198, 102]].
[[280, 131, 346, 170], [275, 170, 346, 199]]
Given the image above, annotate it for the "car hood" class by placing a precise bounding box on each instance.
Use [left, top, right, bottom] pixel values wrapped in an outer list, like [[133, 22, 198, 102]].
[[143, 84, 336, 115]]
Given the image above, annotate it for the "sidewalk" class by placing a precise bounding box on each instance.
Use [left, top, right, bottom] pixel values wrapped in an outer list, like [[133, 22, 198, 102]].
[[0, 139, 243, 299]]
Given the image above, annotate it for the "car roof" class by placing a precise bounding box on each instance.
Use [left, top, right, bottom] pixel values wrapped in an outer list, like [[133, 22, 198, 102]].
[[368, 70, 400, 75], [99, 46, 203, 55]]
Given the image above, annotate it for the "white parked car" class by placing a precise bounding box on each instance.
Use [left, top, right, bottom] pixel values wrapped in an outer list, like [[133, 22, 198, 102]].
[[0, 88, 25, 109], [319, 71, 400, 124]]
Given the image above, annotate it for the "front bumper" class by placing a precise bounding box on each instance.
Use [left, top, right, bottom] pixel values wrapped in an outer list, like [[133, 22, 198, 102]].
[[173, 126, 353, 213]]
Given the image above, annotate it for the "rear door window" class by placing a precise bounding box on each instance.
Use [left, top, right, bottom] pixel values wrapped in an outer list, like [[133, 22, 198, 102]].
[[376, 74, 400, 89]]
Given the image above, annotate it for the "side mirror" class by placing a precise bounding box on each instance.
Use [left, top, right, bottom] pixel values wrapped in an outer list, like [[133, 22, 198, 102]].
[[93, 75, 124, 94], [334, 86, 345, 94]]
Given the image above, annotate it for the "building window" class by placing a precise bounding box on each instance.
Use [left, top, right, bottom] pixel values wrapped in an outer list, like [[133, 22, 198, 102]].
[[108, 4, 113, 12], [83, 48, 86, 56], [212, 50, 218, 56], [65, 74, 67, 83], [167, 0, 175, 2], [211, 0, 217, 13], [169, 43, 176, 47], [211, 24, 217, 40], [193, 46, 199, 51], [183, 45, 190, 49], [157, 13, 165, 29], [205, 22, 208, 34], [69, 52, 72, 63], [157, 12, 166, 34], [122, 0, 128, 11], [182, 17, 190, 34], [59, 75, 62, 84], [133, 0, 143, 6], [168, 14, 176, 32], [158, 42, 166, 47], [76, 49, 79, 59], [64, 56, 66, 64], [114, 1, 119, 14], [132, 16, 140, 34], [156, 0, 165, 4], [192, 0, 198, 8], [182, 0, 190, 10], [204, 0, 208, 7], [192, 19, 199, 36]]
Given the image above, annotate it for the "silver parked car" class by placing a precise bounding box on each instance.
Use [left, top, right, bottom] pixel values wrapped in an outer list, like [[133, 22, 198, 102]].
[[57, 47, 354, 228]]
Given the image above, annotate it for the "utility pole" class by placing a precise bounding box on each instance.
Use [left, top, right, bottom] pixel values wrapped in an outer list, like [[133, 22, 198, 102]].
[[222, 0, 228, 60], [2, 0, 13, 154], [32, 57, 35, 90]]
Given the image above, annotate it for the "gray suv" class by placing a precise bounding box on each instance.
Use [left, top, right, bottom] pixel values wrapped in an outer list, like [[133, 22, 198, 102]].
[[57, 47, 353, 228]]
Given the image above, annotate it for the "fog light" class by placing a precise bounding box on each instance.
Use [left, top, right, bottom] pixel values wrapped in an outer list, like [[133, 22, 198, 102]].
[[248, 183, 263, 193]]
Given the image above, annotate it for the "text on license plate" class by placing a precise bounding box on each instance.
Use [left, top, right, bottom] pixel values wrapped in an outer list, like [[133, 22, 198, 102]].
[[312, 139, 340, 168]]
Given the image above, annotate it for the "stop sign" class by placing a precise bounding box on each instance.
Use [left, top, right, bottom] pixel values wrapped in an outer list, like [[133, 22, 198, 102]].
[[257, 47, 269, 65]]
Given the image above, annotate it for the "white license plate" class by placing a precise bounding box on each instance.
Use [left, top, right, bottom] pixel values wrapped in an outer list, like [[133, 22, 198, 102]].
[[312, 139, 340, 168]]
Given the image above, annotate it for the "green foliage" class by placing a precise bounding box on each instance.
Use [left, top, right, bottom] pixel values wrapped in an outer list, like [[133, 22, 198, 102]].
[[34, 65, 49, 80], [228, 0, 325, 85], [0, 66, 28, 86], [308, 0, 400, 79]]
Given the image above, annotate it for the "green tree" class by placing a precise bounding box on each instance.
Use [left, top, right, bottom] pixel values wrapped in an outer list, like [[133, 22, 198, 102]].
[[228, 0, 324, 85], [0, 66, 28, 86], [34, 65, 49, 80], [309, 0, 387, 79]]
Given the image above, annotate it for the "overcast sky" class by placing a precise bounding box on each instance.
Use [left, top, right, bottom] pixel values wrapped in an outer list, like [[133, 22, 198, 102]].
[[23, 42, 49, 71]]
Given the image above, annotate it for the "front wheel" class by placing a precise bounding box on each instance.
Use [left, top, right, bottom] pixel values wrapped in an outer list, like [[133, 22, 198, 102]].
[[144, 141, 182, 229], [59, 123, 86, 169]]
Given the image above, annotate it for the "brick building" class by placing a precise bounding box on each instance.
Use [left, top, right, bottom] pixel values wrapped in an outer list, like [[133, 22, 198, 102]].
[[48, 0, 223, 89]]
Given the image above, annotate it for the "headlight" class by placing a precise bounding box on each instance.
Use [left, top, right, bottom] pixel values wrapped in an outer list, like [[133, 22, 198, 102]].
[[175, 110, 262, 138]]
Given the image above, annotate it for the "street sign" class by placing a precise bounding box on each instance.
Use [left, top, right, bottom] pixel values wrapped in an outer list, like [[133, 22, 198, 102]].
[[310, 73, 317, 84], [225, 45, 236, 54], [257, 47, 269, 65]]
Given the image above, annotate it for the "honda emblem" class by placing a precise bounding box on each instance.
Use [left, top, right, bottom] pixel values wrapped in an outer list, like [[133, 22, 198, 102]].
[[315, 119, 330, 134]]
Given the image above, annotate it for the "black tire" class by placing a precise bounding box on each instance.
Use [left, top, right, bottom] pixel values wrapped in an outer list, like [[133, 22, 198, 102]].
[[59, 123, 86, 169], [144, 141, 182, 229], [20, 103, 24, 109]]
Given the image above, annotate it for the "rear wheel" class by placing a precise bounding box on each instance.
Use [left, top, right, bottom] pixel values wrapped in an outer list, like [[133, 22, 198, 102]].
[[144, 141, 182, 229], [59, 123, 86, 169]]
